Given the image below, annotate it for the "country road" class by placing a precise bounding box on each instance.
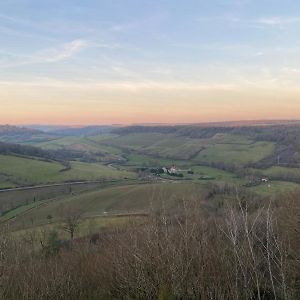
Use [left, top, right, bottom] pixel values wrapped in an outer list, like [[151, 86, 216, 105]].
[[0, 180, 104, 193]]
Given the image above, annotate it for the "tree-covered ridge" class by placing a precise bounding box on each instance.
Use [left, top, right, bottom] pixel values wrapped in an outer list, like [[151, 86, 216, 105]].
[[0, 141, 85, 163], [0, 125, 41, 135]]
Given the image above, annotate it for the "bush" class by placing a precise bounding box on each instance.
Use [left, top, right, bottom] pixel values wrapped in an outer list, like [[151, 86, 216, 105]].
[[0, 194, 299, 299], [41, 230, 62, 257]]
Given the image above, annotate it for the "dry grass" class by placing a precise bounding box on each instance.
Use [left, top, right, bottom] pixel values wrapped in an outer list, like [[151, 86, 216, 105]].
[[0, 193, 299, 299]]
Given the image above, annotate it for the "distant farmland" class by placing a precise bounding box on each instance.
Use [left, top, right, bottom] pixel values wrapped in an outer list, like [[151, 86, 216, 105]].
[[0, 155, 136, 188]]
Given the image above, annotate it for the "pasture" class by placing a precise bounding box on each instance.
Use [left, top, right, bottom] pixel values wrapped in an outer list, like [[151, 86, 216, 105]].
[[0, 155, 136, 188], [194, 141, 275, 165], [0, 182, 103, 217], [6, 182, 206, 231], [126, 153, 190, 167], [249, 180, 300, 196], [101, 132, 275, 165], [190, 166, 244, 183], [31, 135, 123, 162], [260, 166, 300, 181], [11, 215, 142, 242]]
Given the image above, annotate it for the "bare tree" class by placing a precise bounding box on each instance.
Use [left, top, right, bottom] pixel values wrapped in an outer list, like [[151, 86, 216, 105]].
[[61, 208, 82, 240]]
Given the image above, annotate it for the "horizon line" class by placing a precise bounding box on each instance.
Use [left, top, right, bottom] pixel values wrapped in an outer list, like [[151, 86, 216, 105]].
[[4, 118, 300, 128]]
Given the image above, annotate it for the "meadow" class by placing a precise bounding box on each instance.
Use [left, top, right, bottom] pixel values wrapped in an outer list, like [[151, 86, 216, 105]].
[[5, 182, 205, 232], [0, 155, 136, 188], [194, 141, 275, 165], [99, 132, 275, 165]]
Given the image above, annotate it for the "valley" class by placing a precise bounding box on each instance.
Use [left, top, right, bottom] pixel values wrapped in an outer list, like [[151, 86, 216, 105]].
[[1, 123, 300, 239]]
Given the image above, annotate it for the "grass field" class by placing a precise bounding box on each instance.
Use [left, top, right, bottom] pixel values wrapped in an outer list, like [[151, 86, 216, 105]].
[[126, 153, 191, 167], [12, 215, 141, 241], [102, 133, 207, 159], [7, 182, 206, 231], [32, 135, 123, 161], [249, 181, 300, 196], [194, 141, 275, 165], [0, 155, 136, 188], [190, 166, 244, 183], [259, 166, 300, 180], [8, 178, 300, 235], [0, 182, 104, 216], [102, 133, 275, 165], [103, 133, 167, 150]]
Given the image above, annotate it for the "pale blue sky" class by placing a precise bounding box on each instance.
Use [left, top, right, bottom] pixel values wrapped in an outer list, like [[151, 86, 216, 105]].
[[1, 0, 300, 124]]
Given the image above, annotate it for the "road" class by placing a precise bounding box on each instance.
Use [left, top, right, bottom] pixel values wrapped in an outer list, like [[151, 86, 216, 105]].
[[0, 180, 104, 193]]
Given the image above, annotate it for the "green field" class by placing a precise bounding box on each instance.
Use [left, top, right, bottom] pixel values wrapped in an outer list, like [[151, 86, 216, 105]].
[[7, 178, 299, 236], [249, 181, 300, 196], [101, 133, 275, 165], [11, 215, 141, 241], [31, 135, 123, 162], [33, 135, 116, 151], [259, 166, 300, 180], [0, 155, 136, 188], [0, 182, 104, 216], [6, 182, 206, 231], [191, 166, 244, 183], [194, 141, 275, 165], [126, 153, 191, 167]]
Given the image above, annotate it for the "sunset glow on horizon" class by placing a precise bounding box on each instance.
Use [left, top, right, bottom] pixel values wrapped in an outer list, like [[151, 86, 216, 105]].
[[1, 0, 300, 125]]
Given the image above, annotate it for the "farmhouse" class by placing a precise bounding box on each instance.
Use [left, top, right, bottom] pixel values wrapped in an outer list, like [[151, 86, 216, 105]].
[[169, 166, 178, 174], [162, 166, 178, 174]]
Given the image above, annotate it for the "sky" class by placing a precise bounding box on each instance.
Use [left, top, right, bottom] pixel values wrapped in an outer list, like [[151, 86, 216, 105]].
[[1, 0, 300, 125]]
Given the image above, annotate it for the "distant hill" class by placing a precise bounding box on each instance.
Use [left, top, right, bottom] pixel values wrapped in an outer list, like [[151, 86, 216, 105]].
[[24, 125, 70, 132], [0, 141, 57, 161], [113, 123, 300, 141], [0, 125, 56, 143], [0, 140, 90, 163], [0, 138, 111, 163], [113, 123, 300, 169], [131, 120, 300, 127], [0, 125, 41, 135], [49, 125, 117, 136]]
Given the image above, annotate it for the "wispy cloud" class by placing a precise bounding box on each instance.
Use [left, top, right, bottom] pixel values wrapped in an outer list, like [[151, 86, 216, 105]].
[[0, 39, 88, 67], [0, 78, 238, 91], [109, 13, 168, 33], [255, 16, 300, 27], [194, 15, 300, 29], [36, 39, 88, 62]]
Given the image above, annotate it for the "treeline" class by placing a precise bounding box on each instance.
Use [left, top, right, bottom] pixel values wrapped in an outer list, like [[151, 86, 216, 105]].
[[51, 125, 115, 137], [0, 141, 100, 164], [0, 141, 56, 161], [114, 124, 300, 145], [0, 125, 40, 135], [250, 144, 300, 169], [113, 125, 234, 138]]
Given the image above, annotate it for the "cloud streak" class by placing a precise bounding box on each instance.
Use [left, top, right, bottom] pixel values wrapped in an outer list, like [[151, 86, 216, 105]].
[[36, 39, 88, 62], [255, 16, 300, 27], [195, 15, 300, 29], [0, 79, 237, 91], [0, 39, 88, 67]]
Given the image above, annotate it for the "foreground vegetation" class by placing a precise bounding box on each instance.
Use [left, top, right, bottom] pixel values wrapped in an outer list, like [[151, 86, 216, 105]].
[[0, 189, 299, 299]]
